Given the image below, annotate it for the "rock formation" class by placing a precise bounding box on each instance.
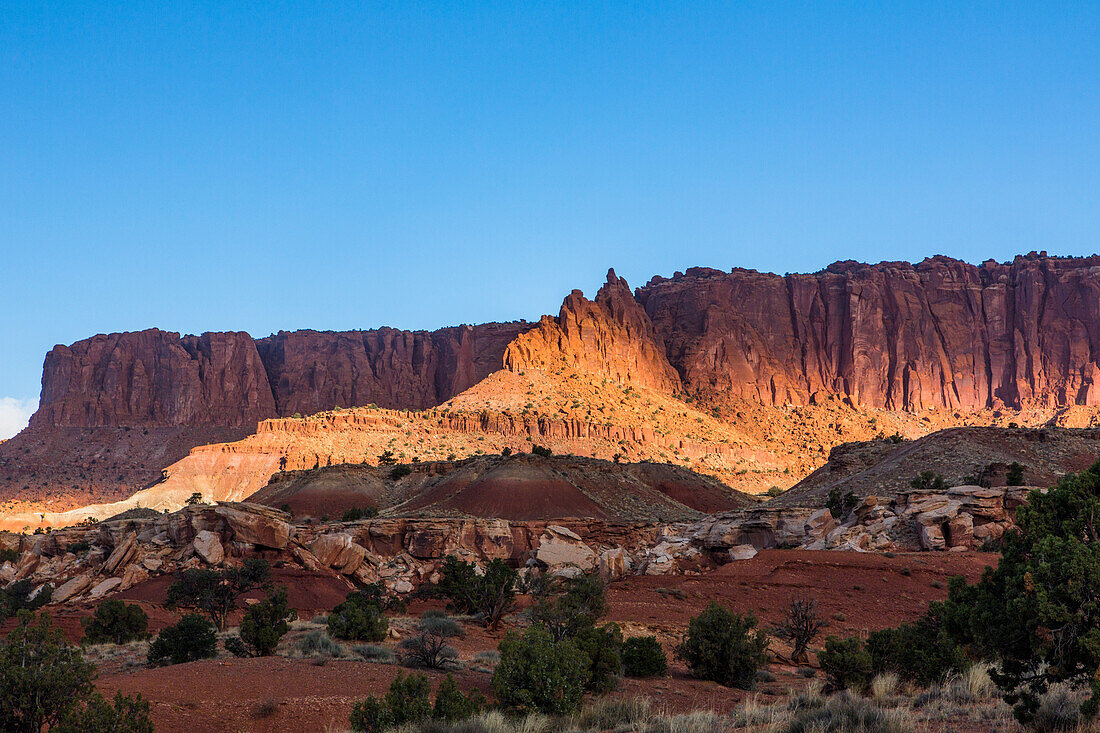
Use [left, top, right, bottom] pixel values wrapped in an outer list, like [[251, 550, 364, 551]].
[[636, 253, 1100, 410]]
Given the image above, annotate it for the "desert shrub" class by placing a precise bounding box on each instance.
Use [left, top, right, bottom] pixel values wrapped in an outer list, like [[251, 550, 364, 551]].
[[296, 629, 344, 658], [432, 674, 485, 721], [622, 636, 667, 677], [224, 635, 249, 657], [0, 611, 95, 731], [57, 690, 154, 732], [1006, 461, 1025, 486], [390, 465, 412, 480], [328, 591, 389, 642], [0, 580, 51, 620], [240, 587, 295, 656], [818, 636, 873, 692], [676, 603, 769, 688], [910, 470, 948, 492], [573, 622, 622, 694], [342, 506, 379, 521], [531, 445, 552, 458], [771, 597, 827, 664], [350, 695, 392, 733], [377, 450, 397, 466], [384, 672, 433, 726], [81, 599, 148, 645], [147, 613, 218, 666], [185, 492, 203, 505], [866, 615, 966, 686], [349, 582, 407, 614], [530, 573, 607, 641], [400, 613, 461, 669], [65, 540, 90, 554], [785, 691, 909, 733], [353, 644, 396, 663], [492, 626, 588, 715], [165, 558, 270, 630], [826, 489, 858, 519], [765, 486, 784, 497], [0, 548, 19, 564], [438, 557, 517, 628], [930, 462, 1100, 723]]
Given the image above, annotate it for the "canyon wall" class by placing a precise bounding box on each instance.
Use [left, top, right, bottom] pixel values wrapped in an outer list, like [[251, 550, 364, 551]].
[[635, 253, 1100, 411]]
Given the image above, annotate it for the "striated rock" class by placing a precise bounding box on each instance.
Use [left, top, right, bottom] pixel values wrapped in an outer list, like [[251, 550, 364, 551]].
[[53, 573, 94, 603], [598, 548, 629, 582], [310, 533, 366, 574], [214, 503, 290, 549], [637, 254, 1100, 410], [192, 530, 224, 564], [102, 534, 138, 575]]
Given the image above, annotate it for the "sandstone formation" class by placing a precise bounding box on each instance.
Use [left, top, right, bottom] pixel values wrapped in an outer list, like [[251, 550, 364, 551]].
[[505, 269, 681, 392], [636, 253, 1100, 410], [10, 252, 1100, 511]]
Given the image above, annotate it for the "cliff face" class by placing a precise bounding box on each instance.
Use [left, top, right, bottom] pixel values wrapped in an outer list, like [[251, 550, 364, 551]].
[[635, 253, 1100, 411], [31, 322, 531, 429]]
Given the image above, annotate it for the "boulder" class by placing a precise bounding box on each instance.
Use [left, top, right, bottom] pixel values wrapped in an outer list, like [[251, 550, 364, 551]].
[[310, 533, 366, 573], [946, 513, 974, 549], [102, 533, 138, 575], [192, 530, 225, 564], [214, 502, 290, 549], [598, 548, 629, 582], [728, 544, 758, 561], [536, 525, 596, 573], [917, 521, 946, 551], [89, 577, 122, 599], [52, 573, 94, 603]]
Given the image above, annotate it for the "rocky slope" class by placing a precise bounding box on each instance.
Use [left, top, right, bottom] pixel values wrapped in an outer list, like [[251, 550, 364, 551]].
[[249, 454, 756, 522]]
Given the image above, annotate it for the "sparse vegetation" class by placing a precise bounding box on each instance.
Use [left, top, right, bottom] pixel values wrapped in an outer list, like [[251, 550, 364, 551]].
[[399, 612, 461, 669], [341, 506, 379, 521], [771, 597, 827, 664], [147, 613, 218, 666], [81, 600, 148, 645], [826, 488, 858, 519], [437, 557, 517, 629], [621, 635, 667, 678], [910, 470, 948, 492], [238, 587, 295, 656], [675, 602, 768, 688], [164, 558, 270, 630]]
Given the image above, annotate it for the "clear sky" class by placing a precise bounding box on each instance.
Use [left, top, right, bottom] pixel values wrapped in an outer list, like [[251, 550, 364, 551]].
[[2, 2, 1099, 437]]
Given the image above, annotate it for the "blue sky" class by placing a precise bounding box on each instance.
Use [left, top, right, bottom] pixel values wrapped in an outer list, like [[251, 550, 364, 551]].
[[2, 2, 1099, 437]]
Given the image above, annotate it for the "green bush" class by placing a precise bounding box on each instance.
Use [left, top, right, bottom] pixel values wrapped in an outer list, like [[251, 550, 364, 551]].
[[328, 591, 389, 642], [240, 587, 295, 656], [622, 636, 667, 677], [0, 548, 19, 564], [57, 690, 154, 733], [351, 673, 482, 731], [164, 558, 270, 630], [1006, 461, 1025, 486], [0, 613, 153, 732], [574, 622, 623, 693], [930, 461, 1100, 722], [0, 580, 51, 620], [531, 445, 553, 457], [818, 636, 873, 692], [492, 626, 588, 715], [147, 614, 218, 666], [826, 489, 858, 519], [910, 470, 948, 492], [341, 506, 379, 521], [389, 465, 412, 480], [675, 603, 769, 688], [82, 600, 148, 645], [530, 573, 608, 641], [437, 557, 517, 628], [866, 615, 966, 686], [432, 674, 485, 721]]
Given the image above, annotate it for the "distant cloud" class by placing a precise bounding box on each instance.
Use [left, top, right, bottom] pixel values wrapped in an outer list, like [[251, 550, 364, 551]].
[[0, 397, 37, 440]]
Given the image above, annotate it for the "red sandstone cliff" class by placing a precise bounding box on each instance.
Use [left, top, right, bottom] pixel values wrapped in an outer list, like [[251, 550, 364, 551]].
[[635, 253, 1100, 411]]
